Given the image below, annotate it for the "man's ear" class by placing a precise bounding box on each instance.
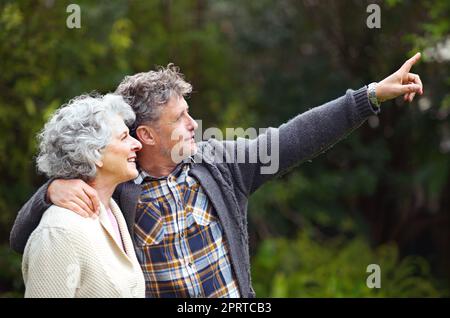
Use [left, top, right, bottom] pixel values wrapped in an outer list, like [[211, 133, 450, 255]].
[[136, 125, 158, 146]]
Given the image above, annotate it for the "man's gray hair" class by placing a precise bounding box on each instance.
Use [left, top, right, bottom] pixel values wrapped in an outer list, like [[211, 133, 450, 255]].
[[114, 63, 192, 132], [36, 93, 135, 180]]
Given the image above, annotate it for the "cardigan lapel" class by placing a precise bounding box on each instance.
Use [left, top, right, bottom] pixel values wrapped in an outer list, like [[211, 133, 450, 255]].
[[109, 199, 136, 258], [188, 163, 247, 297], [98, 201, 133, 264]]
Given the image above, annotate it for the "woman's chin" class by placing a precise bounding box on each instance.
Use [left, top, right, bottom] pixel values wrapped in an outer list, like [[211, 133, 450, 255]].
[[117, 166, 139, 183], [128, 168, 139, 180]]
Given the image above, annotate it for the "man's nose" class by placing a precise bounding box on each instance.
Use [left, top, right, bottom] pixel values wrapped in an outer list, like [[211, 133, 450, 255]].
[[131, 137, 142, 151], [189, 115, 198, 130]]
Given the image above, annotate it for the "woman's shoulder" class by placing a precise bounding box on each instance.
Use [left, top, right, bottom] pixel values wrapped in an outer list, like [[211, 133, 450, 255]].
[[38, 205, 97, 234], [25, 205, 99, 254]]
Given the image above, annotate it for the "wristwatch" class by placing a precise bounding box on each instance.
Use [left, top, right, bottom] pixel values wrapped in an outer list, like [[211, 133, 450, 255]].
[[367, 82, 381, 108]]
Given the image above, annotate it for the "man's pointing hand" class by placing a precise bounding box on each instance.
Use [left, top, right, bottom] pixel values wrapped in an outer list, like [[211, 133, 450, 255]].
[[375, 52, 423, 103]]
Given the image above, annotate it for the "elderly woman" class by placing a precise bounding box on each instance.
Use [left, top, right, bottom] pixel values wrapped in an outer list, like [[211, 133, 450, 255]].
[[22, 94, 145, 298]]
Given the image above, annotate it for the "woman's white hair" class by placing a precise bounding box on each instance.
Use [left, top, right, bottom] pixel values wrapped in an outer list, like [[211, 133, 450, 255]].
[[36, 93, 135, 180]]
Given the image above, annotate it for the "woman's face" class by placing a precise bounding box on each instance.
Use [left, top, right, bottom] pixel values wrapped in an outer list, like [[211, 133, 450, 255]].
[[97, 115, 142, 183]]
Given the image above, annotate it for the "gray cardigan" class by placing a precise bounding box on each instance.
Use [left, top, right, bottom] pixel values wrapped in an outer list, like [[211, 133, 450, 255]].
[[10, 86, 379, 298]]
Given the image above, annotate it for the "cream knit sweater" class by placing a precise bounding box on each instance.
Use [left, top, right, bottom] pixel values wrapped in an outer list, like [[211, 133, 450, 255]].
[[22, 199, 145, 298]]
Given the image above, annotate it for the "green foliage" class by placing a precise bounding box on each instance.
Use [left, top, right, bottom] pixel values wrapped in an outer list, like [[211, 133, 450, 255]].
[[252, 224, 448, 297], [0, 245, 23, 298]]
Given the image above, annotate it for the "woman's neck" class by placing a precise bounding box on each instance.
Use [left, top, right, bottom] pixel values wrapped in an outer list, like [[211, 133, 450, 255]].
[[88, 176, 117, 210]]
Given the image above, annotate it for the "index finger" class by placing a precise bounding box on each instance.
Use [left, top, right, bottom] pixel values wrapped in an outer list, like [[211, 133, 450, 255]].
[[400, 52, 421, 73]]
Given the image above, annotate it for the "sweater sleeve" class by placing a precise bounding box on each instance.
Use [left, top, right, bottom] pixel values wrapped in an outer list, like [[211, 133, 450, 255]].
[[10, 180, 53, 254], [22, 227, 81, 298], [228, 86, 379, 195]]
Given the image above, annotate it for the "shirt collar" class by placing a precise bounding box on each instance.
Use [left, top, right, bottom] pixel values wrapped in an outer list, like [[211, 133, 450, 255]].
[[134, 156, 195, 185]]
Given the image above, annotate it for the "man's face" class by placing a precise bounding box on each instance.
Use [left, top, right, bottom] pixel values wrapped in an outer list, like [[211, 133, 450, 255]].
[[154, 94, 198, 162]]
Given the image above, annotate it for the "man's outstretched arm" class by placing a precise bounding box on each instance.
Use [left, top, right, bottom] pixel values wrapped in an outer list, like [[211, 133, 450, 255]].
[[227, 53, 423, 195], [10, 179, 100, 254]]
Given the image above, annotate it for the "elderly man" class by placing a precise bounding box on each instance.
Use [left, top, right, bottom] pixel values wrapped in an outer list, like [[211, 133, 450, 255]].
[[10, 53, 423, 298]]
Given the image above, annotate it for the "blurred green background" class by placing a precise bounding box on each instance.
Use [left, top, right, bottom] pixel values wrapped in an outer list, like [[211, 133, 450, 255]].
[[0, 0, 449, 297]]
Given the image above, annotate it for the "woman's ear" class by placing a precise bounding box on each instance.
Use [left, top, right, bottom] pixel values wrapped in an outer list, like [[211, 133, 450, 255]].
[[136, 125, 157, 146], [95, 160, 104, 168]]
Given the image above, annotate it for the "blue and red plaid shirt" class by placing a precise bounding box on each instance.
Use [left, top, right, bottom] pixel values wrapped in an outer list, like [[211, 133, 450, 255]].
[[133, 159, 240, 298]]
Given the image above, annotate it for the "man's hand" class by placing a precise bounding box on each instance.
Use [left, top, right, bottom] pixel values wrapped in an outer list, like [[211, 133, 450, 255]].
[[46, 179, 100, 218], [376, 52, 423, 103]]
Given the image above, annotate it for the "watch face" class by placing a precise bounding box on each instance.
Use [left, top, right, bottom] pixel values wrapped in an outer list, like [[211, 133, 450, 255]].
[[371, 97, 380, 107], [368, 88, 379, 107]]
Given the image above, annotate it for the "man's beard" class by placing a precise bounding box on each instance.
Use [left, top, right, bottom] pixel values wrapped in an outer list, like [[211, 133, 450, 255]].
[[163, 140, 196, 163]]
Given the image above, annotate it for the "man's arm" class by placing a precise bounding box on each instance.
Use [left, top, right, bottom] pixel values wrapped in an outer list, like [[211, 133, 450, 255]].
[[226, 86, 376, 195], [10, 180, 53, 254], [10, 179, 100, 254]]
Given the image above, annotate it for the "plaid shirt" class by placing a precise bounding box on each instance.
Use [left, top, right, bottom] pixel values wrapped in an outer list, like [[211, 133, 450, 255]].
[[133, 159, 240, 298]]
